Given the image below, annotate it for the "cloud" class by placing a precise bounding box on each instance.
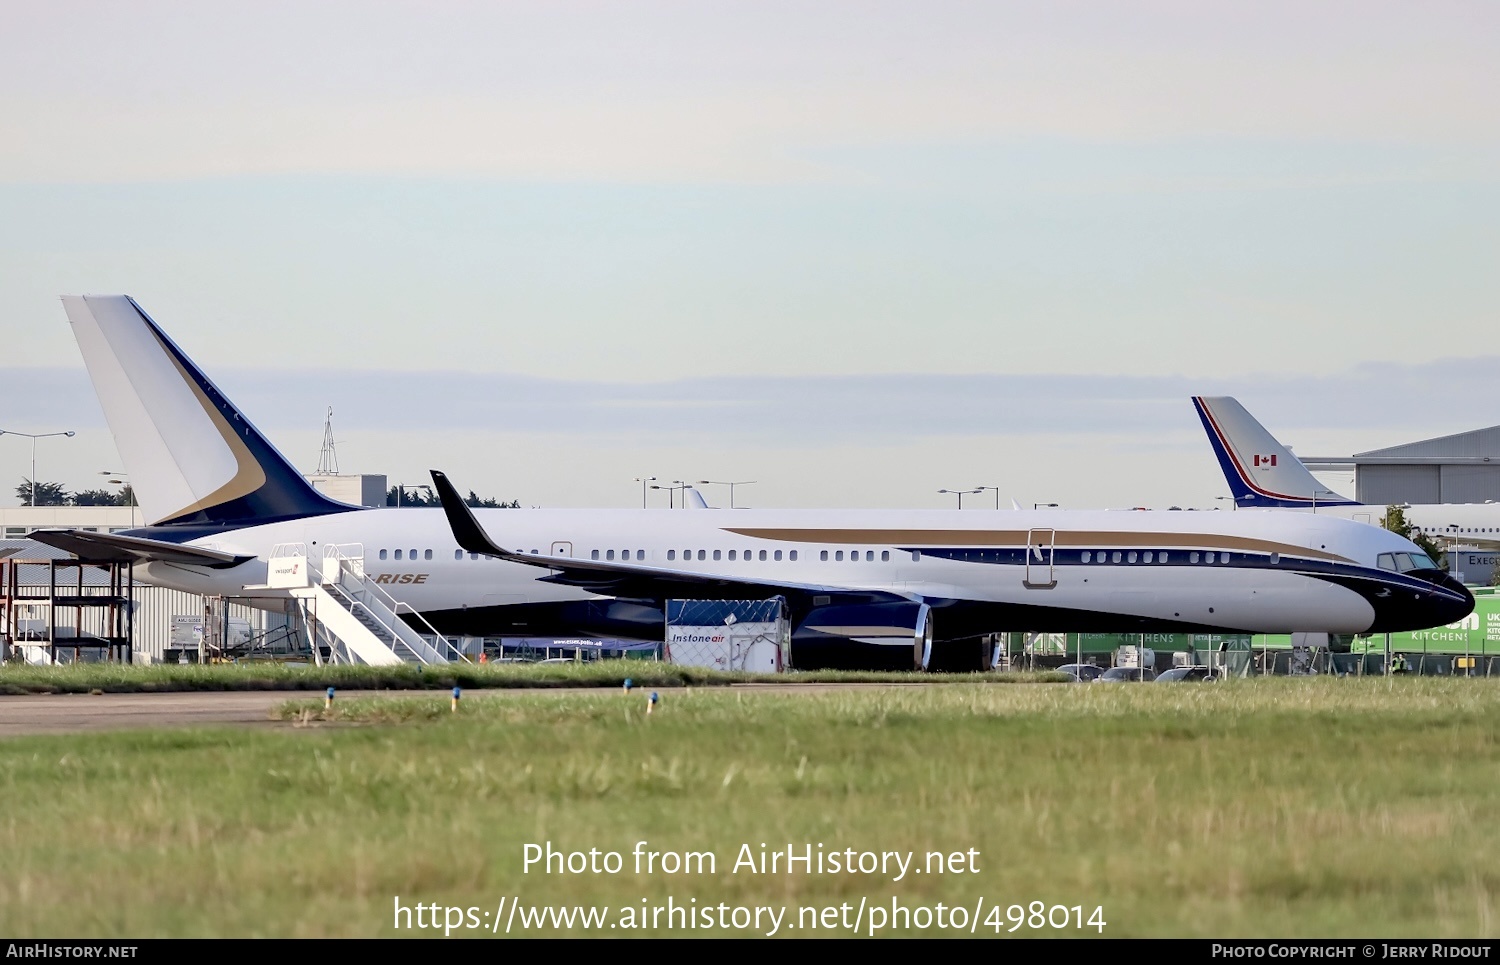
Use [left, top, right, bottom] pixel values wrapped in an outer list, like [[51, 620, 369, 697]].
[[5, 357, 1492, 448]]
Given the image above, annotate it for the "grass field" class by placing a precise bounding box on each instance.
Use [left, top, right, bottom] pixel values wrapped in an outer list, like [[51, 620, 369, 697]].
[[0, 660, 1063, 695], [1, 677, 1497, 938]]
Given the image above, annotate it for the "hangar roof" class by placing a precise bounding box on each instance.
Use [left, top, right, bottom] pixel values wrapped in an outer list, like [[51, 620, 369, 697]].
[[1354, 425, 1500, 464]]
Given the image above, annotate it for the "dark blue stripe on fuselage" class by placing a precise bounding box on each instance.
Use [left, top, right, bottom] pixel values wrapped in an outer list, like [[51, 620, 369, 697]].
[[901, 545, 1453, 597]]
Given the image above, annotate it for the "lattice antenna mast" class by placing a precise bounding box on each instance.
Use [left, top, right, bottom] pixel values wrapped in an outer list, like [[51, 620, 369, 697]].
[[315, 406, 339, 475]]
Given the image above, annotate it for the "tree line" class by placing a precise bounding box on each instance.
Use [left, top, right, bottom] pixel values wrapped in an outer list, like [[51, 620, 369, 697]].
[[385, 486, 519, 508], [14, 479, 134, 506], [14, 479, 516, 509]]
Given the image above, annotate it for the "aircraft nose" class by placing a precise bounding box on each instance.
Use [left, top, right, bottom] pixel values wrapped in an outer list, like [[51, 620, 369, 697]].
[[1429, 573, 1476, 626], [1394, 570, 1474, 632]]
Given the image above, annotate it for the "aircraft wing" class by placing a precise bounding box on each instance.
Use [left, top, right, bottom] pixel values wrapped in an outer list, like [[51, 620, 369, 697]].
[[26, 529, 256, 569], [429, 470, 917, 607]]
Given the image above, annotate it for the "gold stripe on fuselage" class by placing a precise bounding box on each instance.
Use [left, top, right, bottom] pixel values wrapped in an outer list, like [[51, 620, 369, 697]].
[[720, 528, 1353, 563]]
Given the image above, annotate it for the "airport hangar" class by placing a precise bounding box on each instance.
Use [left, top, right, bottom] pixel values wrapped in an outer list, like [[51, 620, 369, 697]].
[[1304, 422, 1500, 580]]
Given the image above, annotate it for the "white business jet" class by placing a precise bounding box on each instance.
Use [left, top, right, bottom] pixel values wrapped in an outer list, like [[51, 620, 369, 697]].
[[29, 297, 1473, 671]]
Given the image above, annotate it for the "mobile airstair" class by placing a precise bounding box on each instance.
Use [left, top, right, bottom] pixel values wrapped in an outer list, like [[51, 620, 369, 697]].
[[268, 543, 469, 667]]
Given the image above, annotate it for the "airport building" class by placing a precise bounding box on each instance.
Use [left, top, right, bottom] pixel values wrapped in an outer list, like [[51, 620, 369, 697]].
[[0, 474, 386, 664], [1307, 424, 1500, 505]]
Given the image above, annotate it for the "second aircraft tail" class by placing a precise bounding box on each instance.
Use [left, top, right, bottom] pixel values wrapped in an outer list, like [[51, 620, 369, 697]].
[[1191, 396, 1359, 509]]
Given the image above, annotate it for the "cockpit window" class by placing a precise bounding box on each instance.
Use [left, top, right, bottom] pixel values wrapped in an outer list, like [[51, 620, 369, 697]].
[[1380, 552, 1439, 572]]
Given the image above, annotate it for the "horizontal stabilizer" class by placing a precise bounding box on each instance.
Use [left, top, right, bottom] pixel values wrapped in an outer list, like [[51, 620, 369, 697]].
[[27, 529, 255, 569]]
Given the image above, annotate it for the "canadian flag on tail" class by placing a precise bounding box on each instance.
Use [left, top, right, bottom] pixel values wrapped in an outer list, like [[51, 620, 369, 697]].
[[1254, 455, 1277, 468]]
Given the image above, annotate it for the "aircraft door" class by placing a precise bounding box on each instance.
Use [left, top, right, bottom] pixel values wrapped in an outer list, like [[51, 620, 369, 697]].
[[1024, 528, 1057, 589], [551, 541, 573, 558]]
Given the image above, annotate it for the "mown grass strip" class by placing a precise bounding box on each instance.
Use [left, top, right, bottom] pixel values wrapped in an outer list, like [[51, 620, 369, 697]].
[[0, 660, 1069, 695]]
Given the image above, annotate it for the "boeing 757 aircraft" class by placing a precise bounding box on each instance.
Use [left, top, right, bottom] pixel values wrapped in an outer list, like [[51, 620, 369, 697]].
[[1193, 395, 1500, 553], [29, 297, 1473, 670]]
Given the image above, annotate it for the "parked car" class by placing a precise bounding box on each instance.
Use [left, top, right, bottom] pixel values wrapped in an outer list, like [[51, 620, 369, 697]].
[[1156, 666, 1217, 682], [1056, 663, 1104, 681], [1094, 666, 1157, 682]]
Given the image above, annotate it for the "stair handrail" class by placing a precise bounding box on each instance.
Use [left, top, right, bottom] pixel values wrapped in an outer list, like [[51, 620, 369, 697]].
[[321, 543, 471, 663], [322, 580, 443, 665]]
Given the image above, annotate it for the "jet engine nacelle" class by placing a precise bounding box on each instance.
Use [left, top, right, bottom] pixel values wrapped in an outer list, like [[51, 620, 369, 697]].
[[790, 602, 933, 671]]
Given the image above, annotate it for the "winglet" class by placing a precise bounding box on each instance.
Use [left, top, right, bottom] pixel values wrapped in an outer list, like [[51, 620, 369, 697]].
[[429, 470, 513, 557]]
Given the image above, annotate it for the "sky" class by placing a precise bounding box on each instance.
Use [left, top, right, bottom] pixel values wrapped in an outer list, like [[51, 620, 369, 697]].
[[1, 2, 1496, 511]]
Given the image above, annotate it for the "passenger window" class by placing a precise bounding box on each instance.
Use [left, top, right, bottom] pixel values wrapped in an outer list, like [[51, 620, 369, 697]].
[[637, 550, 644, 561], [881, 551, 889, 562], [454, 549, 463, 560], [866, 551, 874, 561], [713, 550, 722, 561], [698, 550, 706, 561], [471, 552, 480, 561], [379, 549, 388, 560], [1269, 552, 1279, 565], [1082, 551, 1091, 563], [1111, 552, 1122, 563], [424, 549, 433, 561], [1128, 551, 1138, 563], [774, 550, 782, 561], [835, 551, 844, 561], [668, 550, 676, 561], [1191, 552, 1200, 564], [395, 549, 403, 560], [1143, 551, 1153, 563], [759, 550, 767, 561], [1159, 552, 1168, 563], [821, 551, 829, 561], [409, 549, 417, 559], [729, 550, 737, 561], [790, 550, 798, 561]]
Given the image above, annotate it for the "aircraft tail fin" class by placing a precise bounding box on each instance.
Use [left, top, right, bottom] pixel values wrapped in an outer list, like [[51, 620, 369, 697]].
[[61, 295, 360, 528], [1191, 396, 1358, 508]]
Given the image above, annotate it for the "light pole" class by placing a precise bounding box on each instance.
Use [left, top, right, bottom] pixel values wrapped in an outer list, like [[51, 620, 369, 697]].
[[634, 477, 657, 509], [940, 488, 982, 509], [975, 486, 1001, 510], [0, 429, 76, 506], [99, 471, 138, 527], [652, 481, 693, 509], [698, 480, 755, 509], [1033, 502, 1058, 510]]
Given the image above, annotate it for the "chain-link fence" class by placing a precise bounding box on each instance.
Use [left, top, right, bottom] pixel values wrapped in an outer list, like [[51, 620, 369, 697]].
[[664, 599, 789, 672]]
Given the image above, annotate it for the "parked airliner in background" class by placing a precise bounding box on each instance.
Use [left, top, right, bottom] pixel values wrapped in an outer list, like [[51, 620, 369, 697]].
[[1193, 396, 1500, 553], [28, 296, 1473, 671]]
